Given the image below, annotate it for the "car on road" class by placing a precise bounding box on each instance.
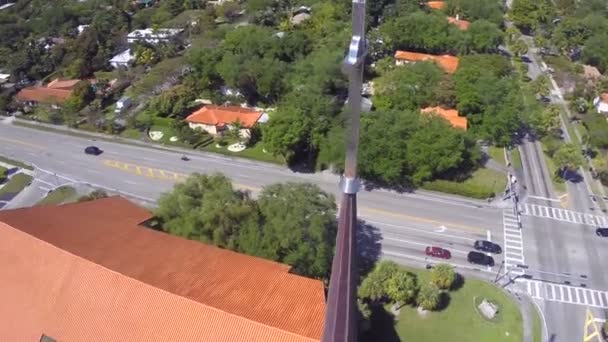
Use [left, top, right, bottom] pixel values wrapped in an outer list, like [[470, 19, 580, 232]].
[[596, 228, 608, 237], [425, 246, 451, 259], [473, 240, 502, 254], [521, 55, 532, 63], [84, 146, 103, 155], [467, 251, 495, 267]]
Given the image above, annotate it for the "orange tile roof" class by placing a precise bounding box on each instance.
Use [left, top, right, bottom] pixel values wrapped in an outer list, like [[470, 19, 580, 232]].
[[426, 1, 445, 9], [15, 87, 73, 104], [186, 105, 263, 128], [0, 221, 320, 342], [421, 106, 468, 130], [0, 197, 326, 341], [394, 51, 460, 74], [448, 16, 470, 30]]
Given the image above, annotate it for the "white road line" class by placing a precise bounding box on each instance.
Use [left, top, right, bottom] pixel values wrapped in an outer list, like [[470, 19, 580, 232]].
[[87, 169, 101, 174], [38, 186, 49, 191], [362, 219, 478, 242], [528, 195, 560, 202], [123, 180, 137, 185], [381, 236, 469, 255]]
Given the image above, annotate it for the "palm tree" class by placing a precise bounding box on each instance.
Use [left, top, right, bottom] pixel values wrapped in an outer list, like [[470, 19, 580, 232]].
[[512, 39, 529, 57], [228, 119, 244, 142], [417, 283, 441, 311]]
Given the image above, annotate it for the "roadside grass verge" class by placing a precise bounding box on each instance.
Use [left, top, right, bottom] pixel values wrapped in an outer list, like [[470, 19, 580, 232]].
[[511, 148, 522, 170], [531, 303, 543, 342], [488, 146, 506, 167], [422, 168, 507, 199], [201, 141, 283, 164], [0, 173, 33, 197], [36, 185, 77, 206], [361, 266, 523, 342], [0, 155, 34, 170], [539, 147, 567, 194]]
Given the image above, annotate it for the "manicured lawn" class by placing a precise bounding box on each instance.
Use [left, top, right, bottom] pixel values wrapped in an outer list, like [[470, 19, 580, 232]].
[[488, 146, 506, 166], [36, 186, 77, 206], [540, 146, 567, 194], [422, 168, 507, 199], [201, 141, 283, 164], [120, 128, 143, 139], [0, 173, 33, 197], [0, 155, 34, 170], [362, 267, 523, 342], [511, 148, 522, 170]]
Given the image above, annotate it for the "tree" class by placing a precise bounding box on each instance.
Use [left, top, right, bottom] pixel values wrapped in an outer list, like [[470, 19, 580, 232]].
[[417, 283, 441, 311], [535, 105, 562, 138], [373, 62, 443, 111], [531, 75, 551, 97], [386, 270, 418, 306], [553, 143, 584, 174], [155, 173, 260, 250], [358, 261, 400, 301], [430, 263, 456, 290], [379, 12, 457, 54], [511, 39, 528, 57], [216, 1, 242, 21], [583, 33, 608, 73], [245, 182, 337, 279], [464, 20, 504, 53], [445, 0, 504, 26], [505, 26, 521, 46], [78, 189, 109, 202]]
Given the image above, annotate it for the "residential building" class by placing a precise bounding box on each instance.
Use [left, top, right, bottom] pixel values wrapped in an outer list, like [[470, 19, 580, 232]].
[[15, 78, 81, 106], [447, 15, 470, 30], [110, 49, 135, 69], [593, 93, 608, 114], [425, 1, 445, 9], [185, 105, 263, 138], [0, 197, 326, 342], [421, 106, 468, 130], [394, 51, 460, 74], [127, 28, 184, 44]]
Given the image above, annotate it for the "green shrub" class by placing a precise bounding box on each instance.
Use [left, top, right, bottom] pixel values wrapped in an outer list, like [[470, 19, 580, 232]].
[[583, 113, 608, 149], [151, 116, 175, 127]]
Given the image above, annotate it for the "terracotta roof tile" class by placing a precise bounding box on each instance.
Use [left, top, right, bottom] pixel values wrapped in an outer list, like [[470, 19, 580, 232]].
[[394, 51, 460, 74], [186, 105, 263, 128], [0, 221, 320, 342], [447, 16, 470, 30], [0, 197, 325, 340], [426, 1, 445, 9], [421, 106, 468, 130], [47, 78, 81, 90], [15, 87, 73, 104]]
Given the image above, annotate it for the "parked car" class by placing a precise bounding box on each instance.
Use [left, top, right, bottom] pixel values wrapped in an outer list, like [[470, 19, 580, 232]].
[[473, 240, 502, 254], [596, 228, 608, 237], [467, 251, 495, 267], [425, 246, 451, 259], [84, 146, 103, 155]]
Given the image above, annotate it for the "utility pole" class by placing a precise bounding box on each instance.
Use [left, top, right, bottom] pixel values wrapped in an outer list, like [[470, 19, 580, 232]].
[[321, 0, 367, 341]]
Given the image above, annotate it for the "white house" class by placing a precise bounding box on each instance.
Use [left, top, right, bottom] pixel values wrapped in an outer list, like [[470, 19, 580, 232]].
[[593, 93, 608, 114], [127, 28, 183, 44], [109, 49, 135, 69]]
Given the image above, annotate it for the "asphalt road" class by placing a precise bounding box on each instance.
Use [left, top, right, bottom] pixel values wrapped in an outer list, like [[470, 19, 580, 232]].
[[0, 121, 506, 276]]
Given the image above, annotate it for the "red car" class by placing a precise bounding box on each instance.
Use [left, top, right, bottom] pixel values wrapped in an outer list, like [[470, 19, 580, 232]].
[[425, 246, 451, 259]]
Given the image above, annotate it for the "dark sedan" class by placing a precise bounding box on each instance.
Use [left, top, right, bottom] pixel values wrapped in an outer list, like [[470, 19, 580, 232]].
[[596, 228, 608, 237], [473, 240, 502, 254], [84, 146, 103, 155], [467, 251, 495, 267], [425, 246, 451, 259]]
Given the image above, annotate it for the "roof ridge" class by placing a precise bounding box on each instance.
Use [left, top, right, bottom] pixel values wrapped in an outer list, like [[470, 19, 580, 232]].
[[1, 222, 321, 341]]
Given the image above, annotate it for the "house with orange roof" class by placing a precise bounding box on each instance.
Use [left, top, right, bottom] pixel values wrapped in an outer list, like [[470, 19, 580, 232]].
[[0, 196, 326, 342], [185, 105, 264, 138], [448, 15, 470, 30], [425, 1, 445, 9], [421, 106, 468, 130], [15, 78, 82, 106], [394, 51, 460, 74]]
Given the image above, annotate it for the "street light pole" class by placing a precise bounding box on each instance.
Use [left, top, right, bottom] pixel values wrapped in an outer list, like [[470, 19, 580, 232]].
[[321, 0, 367, 341]]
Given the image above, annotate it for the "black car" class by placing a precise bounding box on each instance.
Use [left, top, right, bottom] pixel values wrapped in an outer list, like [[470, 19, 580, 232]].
[[467, 251, 495, 267], [596, 228, 608, 237], [84, 146, 103, 155], [473, 240, 502, 254], [521, 55, 532, 63]]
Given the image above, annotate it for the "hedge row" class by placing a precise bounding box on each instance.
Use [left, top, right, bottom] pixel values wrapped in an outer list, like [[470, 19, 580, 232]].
[[421, 180, 494, 200]]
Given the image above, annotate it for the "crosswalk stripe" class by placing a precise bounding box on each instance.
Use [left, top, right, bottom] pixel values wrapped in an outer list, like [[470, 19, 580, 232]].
[[522, 203, 608, 227]]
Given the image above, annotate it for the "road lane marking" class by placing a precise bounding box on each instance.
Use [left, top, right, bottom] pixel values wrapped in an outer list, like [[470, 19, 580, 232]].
[[521, 203, 608, 227], [528, 195, 560, 202], [519, 279, 608, 308], [363, 218, 480, 240], [124, 180, 137, 185], [0, 136, 46, 150], [100, 158, 488, 233], [381, 250, 494, 274], [381, 236, 469, 255]]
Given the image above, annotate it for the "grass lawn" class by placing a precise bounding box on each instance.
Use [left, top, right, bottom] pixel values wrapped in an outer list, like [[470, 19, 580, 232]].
[[120, 128, 143, 139], [36, 186, 77, 206], [540, 146, 567, 194], [362, 267, 524, 342], [0, 155, 34, 170], [422, 168, 507, 199], [0, 173, 33, 197], [201, 141, 283, 164], [488, 146, 506, 167], [0, 166, 6, 177], [511, 148, 522, 170]]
